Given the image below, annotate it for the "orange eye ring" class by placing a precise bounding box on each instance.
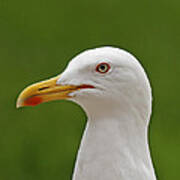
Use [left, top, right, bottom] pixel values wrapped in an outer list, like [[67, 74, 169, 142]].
[[96, 63, 111, 73]]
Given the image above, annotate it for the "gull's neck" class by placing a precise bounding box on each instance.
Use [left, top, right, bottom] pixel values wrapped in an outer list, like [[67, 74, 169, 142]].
[[72, 102, 156, 180]]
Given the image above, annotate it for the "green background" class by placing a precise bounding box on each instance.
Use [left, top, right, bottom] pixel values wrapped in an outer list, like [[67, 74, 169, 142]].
[[0, 0, 179, 179]]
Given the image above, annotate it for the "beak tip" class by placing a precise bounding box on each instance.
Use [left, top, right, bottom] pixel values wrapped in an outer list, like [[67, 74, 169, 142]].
[[16, 97, 23, 108], [16, 103, 21, 109]]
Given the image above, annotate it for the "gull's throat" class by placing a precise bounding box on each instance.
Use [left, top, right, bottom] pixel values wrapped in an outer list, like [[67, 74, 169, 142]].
[[72, 106, 156, 180]]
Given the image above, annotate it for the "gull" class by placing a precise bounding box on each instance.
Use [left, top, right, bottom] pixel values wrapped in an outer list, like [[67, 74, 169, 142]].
[[16, 47, 157, 180]]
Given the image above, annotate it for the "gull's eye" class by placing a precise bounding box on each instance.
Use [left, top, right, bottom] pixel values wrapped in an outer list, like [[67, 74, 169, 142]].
[[96, 63, 111, 74]]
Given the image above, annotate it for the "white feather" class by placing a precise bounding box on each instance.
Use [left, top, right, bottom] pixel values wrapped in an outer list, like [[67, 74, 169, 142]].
[[57, 47, 156, 180]]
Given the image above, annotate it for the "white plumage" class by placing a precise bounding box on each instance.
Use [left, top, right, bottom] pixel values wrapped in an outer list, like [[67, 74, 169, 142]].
[[17, 47, 156, 180]]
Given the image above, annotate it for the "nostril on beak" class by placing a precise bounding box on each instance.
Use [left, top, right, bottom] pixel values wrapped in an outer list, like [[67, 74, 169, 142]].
[[38, 86, 49, 91]]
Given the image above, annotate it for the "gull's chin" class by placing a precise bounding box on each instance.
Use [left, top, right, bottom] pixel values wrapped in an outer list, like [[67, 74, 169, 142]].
[[68, 88, 101, 102], [69, 88, 93, 97]]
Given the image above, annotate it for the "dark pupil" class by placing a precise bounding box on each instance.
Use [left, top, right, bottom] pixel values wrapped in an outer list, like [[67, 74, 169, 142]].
[[100, 65, 106, 71]]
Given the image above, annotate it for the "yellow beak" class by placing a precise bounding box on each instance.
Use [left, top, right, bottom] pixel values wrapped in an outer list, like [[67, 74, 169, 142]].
[[16, 75, 94, 108]]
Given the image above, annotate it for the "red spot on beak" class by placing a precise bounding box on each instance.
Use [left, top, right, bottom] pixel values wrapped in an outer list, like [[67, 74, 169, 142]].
[[24, 96, 42, 106]]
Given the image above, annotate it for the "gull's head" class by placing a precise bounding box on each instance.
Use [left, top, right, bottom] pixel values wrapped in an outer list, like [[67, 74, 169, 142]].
[[17, 47, 152, 121]]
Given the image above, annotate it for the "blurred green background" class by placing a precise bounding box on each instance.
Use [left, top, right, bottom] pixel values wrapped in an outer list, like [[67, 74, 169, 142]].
[[0, 0, 180, 179]]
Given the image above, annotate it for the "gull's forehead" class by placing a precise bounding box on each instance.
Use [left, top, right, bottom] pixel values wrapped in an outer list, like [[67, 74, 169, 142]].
[[68, 47, 138, 70]]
